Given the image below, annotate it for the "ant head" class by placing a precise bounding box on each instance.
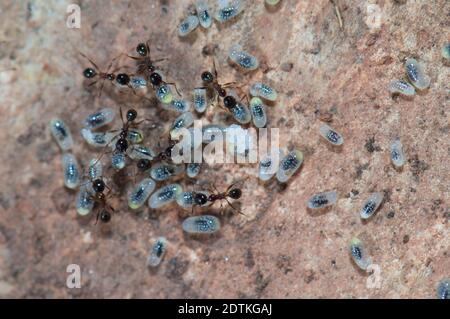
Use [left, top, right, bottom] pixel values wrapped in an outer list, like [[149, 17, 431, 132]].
[[218, 88, 227, 97], [107, 74, 115, 81], [137, 159, 151, 172], [223, 95, 237, 109], [83, 68, 96, 78], [228, 188, 242, 200], [136, 43, 148, 57], [126, 109, 138, 122], [194, 193, 208, 206], [116, 138, 128, 152], [100, 210, 111, 223], [149, 72, 162, 86], [201, 71, 214, 83], [92, 179, 105, 193], [116, 73, 130, 86]]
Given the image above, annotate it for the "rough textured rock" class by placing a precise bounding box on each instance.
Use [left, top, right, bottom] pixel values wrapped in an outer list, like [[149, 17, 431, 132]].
[[0, 0, 448, 298]]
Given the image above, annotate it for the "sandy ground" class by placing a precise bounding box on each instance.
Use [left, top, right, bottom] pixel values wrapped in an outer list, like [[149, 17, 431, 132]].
[[0, 0, 448, 298]]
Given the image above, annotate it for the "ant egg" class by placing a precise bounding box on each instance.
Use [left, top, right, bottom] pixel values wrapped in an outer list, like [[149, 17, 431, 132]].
[[50, 118, 73, 151], [62, 153, 80, 189], [128, 178, 156, 210], [319, 123, 344, 146], [360, 192, 384, 219], [228, 44, 259, 71], [437, 278, 450, 299], [182, 215, 221, 234], [250, 97, 267, 128], [150, 163, 184, 181], [249, 82, 277, 101], [130, 76, 147, 89], [390, 138, 406, 168], [215, 0, 245, 23], [202, 124, 225, 143], [111, 152, 126, 170], [147, 237, 167, 267], [148, 183, 183, 209], [127, 129, 144, 144], [349, 237, 372, 270], [163, 99, 191, 113], [307, 190, 338, 209], [170, 112, 195, 137], [88, 158, 103, 181], [155, 84, 174, 104], [259, 148, 284, 181], [75, 185, 94, 216], [81, 128, 114, 148], [83, 108, 115, 130], [196, 0, 212, 28], [276, 149, 304, 183], [231, 102, 252, 124], [193, 88, 208, 113], [178, 15, 199, 37], [128, 145, 156, 161], [186, 163, 202, 178], [442, 43, 450, 61], [388, 80, 415, 96], [404, 58, 430, 90], [265, 0, 280, 5], [176, 190, 209, 208]]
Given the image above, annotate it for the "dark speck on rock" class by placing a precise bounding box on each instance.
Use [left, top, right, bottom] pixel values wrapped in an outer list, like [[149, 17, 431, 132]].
[[403, 235, 410, 244], [364, 136, 381, 153], [280, 62, 293, 72], [244, 248, 255, 269], [355, 163, 369, 179], [165, 257, 189, 281], [254, 270, 270, 296], [387, 211, 395, 219]]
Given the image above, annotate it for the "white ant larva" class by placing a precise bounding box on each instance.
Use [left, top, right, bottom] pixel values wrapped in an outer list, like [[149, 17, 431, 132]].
[[404, 58, 430, 90], [276, 149, 304, 183], [196, 0, 212, 28], [215, 0, 245, 23], [349, 237, 372, 270], [437, 278, 450, 299], [259, 148, 284, 181], [129, 76, 147, 90], [388, 79, 416, 96], [81, 128, 114, 148], [186, 163, 202, 178], [359, 192, 384, 219], [128, 178, 156, 210], [50, 118, 73, 151], [75, 184, 95, 216], [249, 82, 277, 101], [111, 151, 126, 170], [178, 15, 200, 37], [228, 44, 259, 71], [307, 190, 338, 209], [390, 138, 406, 168], [147, 237, 167, 267], [170, 112, 195, 138], [150, 163, 184, 181], [249, 97, 267, 128], [442, 43, 450, 61], [193, 88, 208, 113], [162, 99, 191, 113], [319, 123, 344, 146], [83, 107, 115, 130], [127, 145, 156, 161], [88, 158, 103, 181], [182, 215, 221, 234], [62, 153, 80, 189], [148, 183, 183, 209]]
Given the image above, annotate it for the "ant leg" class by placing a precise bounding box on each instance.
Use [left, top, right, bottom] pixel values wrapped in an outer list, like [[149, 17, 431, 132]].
[[79, 52, 100, 71], [119, 107, 125, 125], [165, 82, 182, 97], [225, 198, 246, 216], [221, 81, 238, 88], [95, 211, 100, 225], [225, 177, 249, 193], [212, 57, 218, 78], [88, 80, 98, 87]]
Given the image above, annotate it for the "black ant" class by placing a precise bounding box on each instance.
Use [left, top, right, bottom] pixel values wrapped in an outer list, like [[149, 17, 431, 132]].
[[89, 178, 115, 224], [135, 135, 178, 173]]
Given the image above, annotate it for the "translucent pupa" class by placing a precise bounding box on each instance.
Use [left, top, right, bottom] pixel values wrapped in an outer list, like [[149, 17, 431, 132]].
[[193, 88, 208, 113], [186, 163, 202, 178], [148, 183, 183, 209], [215, 0, 245, 23], [88, 158, 103, 181], [437, 278, 450, 299], [307, 190, 338, 209], [228, 44, 259, 71], [111, 151, 126, 170], [128, 145, 156, 161], [170, 112, 195, 137], [81, 128, 114, 148], [83, 108, 115, 130], [130, 76, 147, 90], [259, 148, 284, 181], [442, 43, 450, 61], [404, 58, 430, 90], [147, 237, 167, 267], [50, 118, 73, 151], [388, 80, 415, 96], [319, 124, 344, 146], [62, 153, 80, 189], [163, 99, 191, 113], [150, 163, 184, 181], [349, 237, 372, 270], [155, 84, 174, 104], [276, 149, 304, 183], [127, 129, 144, 144], [226, 91, 251, 124], [182, 215, 221, 234], [75, 184, 94, 216], [249, 97, 267, 128], [178, 15, 199, 37], [196, 0, 212, 28], [128, 178, 156, 210], [360, 192, 383, 219], [249, 82, 277, 101], [390, 138, 406, 168], [176, 190, 209, 208]]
